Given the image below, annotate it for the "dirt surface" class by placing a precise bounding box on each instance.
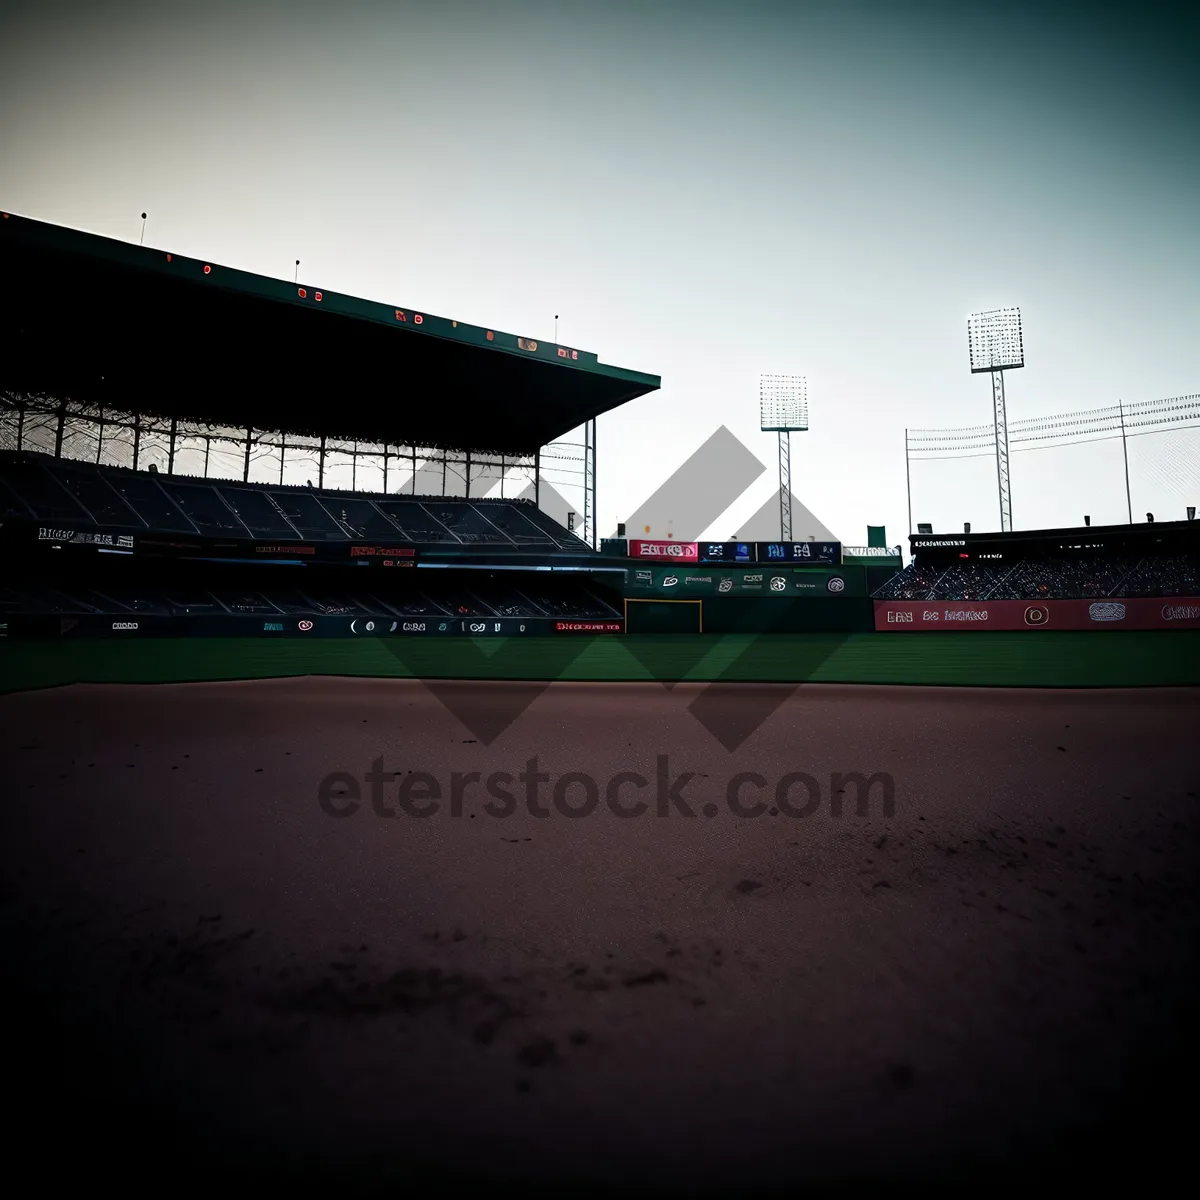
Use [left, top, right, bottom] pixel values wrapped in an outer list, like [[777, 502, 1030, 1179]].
[[2, 678, 1198, 1196]]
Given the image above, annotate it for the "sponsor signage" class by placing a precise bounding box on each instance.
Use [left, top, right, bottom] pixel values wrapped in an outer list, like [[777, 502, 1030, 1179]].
[[39, 527, 135, 548], [348, 545, 417, 559], [843, 545, 901, 559], [255, 543, 316, 556], [913, 538, 966, 548], [698, 541, 755, 564], [628, 540, 699, 562], [1162, 603, 1200, 621], [627, 566, 862, 596], [756, 541, 841, 566], [3, 614, 627, 639], [874, 597, 1200, 631]]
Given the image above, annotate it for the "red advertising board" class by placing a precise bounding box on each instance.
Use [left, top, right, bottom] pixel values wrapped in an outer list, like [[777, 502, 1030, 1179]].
[[874, 597, 1200, 631], [627, 539, 699, 563]]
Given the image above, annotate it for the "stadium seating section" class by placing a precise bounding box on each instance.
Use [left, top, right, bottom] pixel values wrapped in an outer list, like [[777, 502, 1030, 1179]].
[[0, 575, 621, 620], [0, 452, 590, 551], [874, 554, 1199, 601]]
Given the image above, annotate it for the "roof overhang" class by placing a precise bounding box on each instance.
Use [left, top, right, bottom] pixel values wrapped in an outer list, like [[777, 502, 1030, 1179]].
[[0, 210, 660, 453]]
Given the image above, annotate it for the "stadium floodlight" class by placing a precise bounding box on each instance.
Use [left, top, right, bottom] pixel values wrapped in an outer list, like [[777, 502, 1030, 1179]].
[[760, 375, 808, 542], [967, 308, 1024, 374], [967, 307, 1024, 534], [760, 374, 809, 431]]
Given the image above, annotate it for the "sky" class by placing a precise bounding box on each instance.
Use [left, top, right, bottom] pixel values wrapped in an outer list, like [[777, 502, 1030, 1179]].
[[2, 0, 1197, 548]]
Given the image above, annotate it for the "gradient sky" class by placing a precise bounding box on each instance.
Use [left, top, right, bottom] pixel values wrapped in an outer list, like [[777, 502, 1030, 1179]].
[[2, 0, 1197, 546]]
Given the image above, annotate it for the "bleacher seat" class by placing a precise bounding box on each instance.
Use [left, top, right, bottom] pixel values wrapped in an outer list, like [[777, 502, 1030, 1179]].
[[0, 450, 591, 550]]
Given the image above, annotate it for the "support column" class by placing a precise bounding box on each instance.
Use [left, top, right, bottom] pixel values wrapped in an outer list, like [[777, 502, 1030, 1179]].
[[904, 429, 912, 536], [992, 369, 1012, 532], [778, 430, 792, 541], [1119, 398, 1132, 524]]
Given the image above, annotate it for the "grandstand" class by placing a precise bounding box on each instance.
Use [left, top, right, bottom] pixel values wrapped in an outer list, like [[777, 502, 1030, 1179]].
[[0, 210, 660, 635], [874, 519, 1200, 601], [0, 451, 596, 551]]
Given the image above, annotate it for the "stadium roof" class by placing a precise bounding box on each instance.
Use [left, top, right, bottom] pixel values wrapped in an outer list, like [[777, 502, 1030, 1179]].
[[0, 210, 660, 454], [910, 518, 1199, 552]]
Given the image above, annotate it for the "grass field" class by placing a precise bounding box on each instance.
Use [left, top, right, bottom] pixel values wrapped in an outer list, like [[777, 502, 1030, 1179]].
[[2, 630, 1198, 692]]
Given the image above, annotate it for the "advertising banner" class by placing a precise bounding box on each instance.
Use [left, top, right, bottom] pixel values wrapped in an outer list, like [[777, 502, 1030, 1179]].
[[627, 539, 699, 563], [38, 526, 135, 549], [5, 614, 624, 639], [874, 597, 1200, 631], [627, 566, 862, 597]]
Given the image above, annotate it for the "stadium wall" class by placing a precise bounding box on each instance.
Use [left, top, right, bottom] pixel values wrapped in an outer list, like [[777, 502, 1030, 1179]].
[[622, 597, 875, 634], [874, 598, 1200, 631]]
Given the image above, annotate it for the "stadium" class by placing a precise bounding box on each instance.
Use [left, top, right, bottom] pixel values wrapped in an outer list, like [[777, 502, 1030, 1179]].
[[2, 208, 1199, 1196]]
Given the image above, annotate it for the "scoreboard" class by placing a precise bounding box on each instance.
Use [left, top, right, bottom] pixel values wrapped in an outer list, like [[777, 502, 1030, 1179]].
[[698, 541, 755, 564], [755, 541, 842, 566], [694, 541, 842, 566]]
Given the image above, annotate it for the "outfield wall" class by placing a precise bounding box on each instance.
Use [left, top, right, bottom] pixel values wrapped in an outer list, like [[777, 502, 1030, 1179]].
[[622, 597, 875, 634], [874, 597, 1200, 631]]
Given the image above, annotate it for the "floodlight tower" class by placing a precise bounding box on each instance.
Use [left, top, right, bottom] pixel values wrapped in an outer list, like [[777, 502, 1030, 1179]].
[[967, 307, 1024, 532], [760, 374, 809, 542]]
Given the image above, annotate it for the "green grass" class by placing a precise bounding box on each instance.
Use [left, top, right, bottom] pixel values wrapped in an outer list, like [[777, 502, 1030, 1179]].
[[2, 631, 1198, 694]]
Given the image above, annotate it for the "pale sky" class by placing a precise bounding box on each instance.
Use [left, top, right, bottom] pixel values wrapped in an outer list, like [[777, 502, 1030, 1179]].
[[2, 0, 1197, 548]]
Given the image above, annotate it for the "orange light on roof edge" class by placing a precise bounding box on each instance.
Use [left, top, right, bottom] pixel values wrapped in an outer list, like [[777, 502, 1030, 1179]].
[[298, 288, 307, 298], [203, 264, 211, 274], [315, 292, 322, 302], [166, 253, 172, 262]]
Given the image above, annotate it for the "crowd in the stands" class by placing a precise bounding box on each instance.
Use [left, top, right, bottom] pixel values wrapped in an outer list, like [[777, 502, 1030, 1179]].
[[873, 553, 1199, 601]]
